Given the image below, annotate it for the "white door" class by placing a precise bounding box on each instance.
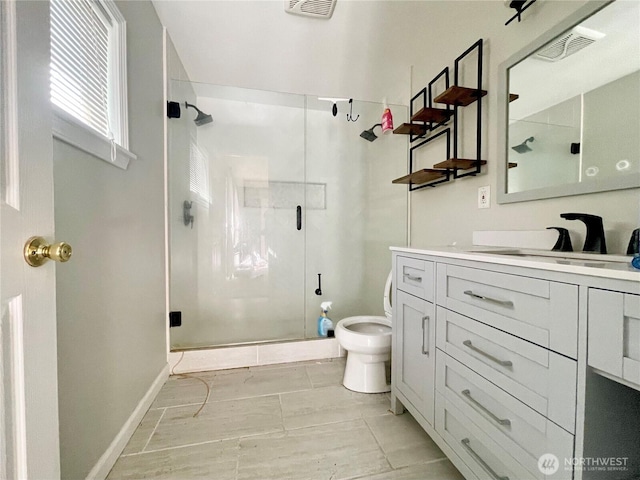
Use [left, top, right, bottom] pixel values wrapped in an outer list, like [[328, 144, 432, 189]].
[[1, 1, 61, 479]]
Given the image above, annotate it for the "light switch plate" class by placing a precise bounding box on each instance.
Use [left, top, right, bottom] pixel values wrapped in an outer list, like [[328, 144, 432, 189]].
[[478, 186, 490, 209]]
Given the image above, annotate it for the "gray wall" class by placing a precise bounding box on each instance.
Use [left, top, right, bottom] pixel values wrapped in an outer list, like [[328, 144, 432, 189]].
[[408, 0, 639, 254], [156, 0, 639, 255], [583, 71, 640, 178], [53, 2, 167, 478]]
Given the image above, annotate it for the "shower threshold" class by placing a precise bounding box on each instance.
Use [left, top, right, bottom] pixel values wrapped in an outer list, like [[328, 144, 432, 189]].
[[168, 337, 343, 374], [171, 336, 308, 352]]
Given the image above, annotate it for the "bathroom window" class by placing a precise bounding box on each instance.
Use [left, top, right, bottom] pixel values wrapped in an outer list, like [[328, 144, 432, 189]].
[[50, 0, 135, 169]]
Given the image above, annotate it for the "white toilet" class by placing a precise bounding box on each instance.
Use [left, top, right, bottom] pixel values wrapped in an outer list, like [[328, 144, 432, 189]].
[[335, 272, 393, 393]]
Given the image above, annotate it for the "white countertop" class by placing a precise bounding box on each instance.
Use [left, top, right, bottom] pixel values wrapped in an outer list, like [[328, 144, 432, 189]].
[[391, 245, 640, 283]]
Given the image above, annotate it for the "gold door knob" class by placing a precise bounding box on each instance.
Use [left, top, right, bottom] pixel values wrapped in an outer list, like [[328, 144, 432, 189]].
[[23, 236, 73, 267]]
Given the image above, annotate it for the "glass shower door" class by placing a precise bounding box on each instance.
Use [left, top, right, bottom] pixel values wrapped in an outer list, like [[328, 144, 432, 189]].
[[168, 82, 306, 349]]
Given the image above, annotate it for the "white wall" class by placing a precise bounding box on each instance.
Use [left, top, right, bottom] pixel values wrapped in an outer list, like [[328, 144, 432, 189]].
[[53, 2, 166, 478]]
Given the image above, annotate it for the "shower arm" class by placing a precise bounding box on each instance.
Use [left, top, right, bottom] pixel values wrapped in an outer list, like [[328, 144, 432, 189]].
[[185, 102, 203, 114]]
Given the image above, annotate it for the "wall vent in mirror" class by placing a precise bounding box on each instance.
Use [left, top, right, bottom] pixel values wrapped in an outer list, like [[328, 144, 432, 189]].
[[535, 26, 605, 62], [284, 0, 336, 18]]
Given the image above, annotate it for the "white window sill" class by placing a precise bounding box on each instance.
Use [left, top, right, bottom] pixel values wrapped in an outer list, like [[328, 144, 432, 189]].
[[52, 105, 136, 170]]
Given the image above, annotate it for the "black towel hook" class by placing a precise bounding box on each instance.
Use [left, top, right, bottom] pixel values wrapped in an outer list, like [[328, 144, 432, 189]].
[[346, 99, 359, 122]]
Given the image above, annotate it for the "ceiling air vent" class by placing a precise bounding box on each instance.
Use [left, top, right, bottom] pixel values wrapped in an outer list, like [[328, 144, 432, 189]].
[[285, 0, 337, 19], [535, 26, 605, 62]]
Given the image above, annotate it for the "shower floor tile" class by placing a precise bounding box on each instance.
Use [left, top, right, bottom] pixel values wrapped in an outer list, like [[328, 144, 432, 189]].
[[107, 359, 464, 480]]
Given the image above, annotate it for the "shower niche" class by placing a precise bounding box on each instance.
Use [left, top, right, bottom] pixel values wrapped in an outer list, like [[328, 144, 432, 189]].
[[166, 81, 408, 350]]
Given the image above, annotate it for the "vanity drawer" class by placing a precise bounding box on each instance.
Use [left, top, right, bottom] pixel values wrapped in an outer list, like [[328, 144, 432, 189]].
[[436, 307, 577, 433], [436, 350, 574, 479], [435, 392, 535, 480], [436, 263, 578, 359], [396, 256, 434, 302], [589, 289, 640, 390]]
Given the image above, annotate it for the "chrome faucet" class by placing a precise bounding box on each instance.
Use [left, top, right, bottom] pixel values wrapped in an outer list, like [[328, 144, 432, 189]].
[[560, 213, 607, 254]]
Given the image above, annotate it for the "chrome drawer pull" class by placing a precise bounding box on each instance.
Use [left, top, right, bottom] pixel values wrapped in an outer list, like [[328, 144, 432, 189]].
[[463, 290, 514, 307], [461, 438, 510, 480], [462, 340, 513, 367], [421, 316, 429, 355], [403, 273, 423, 282], [461, 389, 511, 426]]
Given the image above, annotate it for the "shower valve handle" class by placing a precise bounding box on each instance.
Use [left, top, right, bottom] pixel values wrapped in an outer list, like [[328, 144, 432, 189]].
[[315, 273, 322, 296]]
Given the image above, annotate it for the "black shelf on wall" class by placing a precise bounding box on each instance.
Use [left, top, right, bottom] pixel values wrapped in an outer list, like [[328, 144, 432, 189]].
[[392, 39, 487, 190]]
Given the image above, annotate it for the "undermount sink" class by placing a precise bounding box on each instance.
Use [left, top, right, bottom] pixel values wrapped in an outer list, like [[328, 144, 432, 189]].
[[468, 248, 632, 264]]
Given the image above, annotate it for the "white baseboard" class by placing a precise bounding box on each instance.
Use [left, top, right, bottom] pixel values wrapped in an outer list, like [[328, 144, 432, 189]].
[[169, 338, 344, 374], [85, 363, 170, 480]]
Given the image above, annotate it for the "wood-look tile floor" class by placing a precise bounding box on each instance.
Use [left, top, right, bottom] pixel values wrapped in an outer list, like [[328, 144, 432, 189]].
[[107, 358, 464, 480]]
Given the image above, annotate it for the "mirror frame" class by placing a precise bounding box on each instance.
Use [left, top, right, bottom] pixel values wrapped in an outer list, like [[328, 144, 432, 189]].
[[497, 0, 640, 204]]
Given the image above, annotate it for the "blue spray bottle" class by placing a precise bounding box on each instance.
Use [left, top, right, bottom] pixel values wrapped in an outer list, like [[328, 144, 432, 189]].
[[317, 301, 333, 337]]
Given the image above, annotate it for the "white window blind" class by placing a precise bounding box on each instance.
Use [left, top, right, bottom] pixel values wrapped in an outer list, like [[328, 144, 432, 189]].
[[50, 0, 113, 140]]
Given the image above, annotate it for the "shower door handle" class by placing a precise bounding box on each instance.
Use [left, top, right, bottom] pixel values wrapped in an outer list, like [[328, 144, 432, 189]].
[[296, 205, 302, 231]]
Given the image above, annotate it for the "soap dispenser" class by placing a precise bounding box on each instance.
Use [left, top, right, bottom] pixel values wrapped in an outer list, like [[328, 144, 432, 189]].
[[317, 301, 333, 337]]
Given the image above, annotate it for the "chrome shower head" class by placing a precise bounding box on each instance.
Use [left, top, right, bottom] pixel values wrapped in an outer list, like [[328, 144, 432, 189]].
[[511, 136, 534, 154], [185, 102, 213, 126], [360, 123, 382, 142]]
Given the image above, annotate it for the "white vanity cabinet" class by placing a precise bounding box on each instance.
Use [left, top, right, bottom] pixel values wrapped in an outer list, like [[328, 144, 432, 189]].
[[436, 264, 578, 359], [391, 247, 640, 480], [588, 290, 640, 391], [392, 257, 436, 428]]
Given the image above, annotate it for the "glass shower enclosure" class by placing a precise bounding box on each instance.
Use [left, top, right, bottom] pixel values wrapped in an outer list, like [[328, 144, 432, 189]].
[[168, 81, 407, 350]]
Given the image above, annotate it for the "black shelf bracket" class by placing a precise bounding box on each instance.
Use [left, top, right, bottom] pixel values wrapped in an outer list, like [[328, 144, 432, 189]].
[[393, 39, 486, 190], [408, 129, 451, 191], [452, 39, 484, 180]]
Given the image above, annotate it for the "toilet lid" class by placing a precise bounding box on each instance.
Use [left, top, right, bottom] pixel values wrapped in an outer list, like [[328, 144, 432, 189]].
[[383, 270, 392, 317]]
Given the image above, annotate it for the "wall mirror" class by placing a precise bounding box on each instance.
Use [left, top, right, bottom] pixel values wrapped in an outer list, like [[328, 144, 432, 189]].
[[497, 0, 640, 204]]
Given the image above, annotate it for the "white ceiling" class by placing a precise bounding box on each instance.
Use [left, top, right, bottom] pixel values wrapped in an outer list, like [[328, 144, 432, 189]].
[[151, 0, 501, 105]]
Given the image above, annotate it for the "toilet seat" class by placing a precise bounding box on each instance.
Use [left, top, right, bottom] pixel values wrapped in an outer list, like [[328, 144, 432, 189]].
[[383, 271, 392, 317], [340, 316, 391, 335]]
